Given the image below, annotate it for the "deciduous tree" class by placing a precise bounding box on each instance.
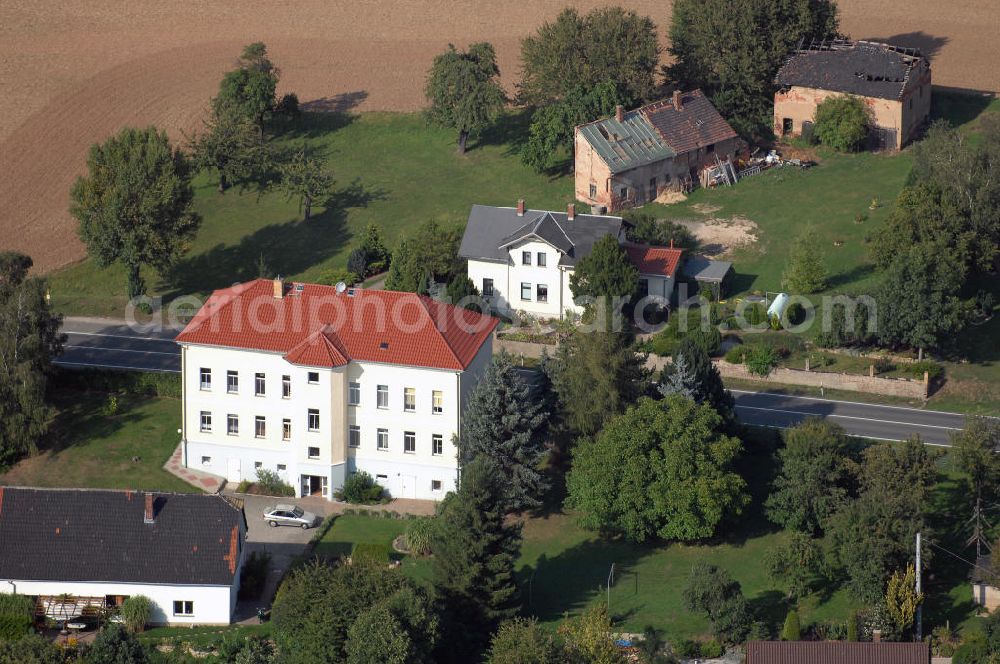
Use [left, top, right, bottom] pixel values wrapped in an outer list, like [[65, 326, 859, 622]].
[[683, 563, 754, 644], [624, 212, 698, 250], [425, 43, 506, 154], [214, 42, 279, 131], [459, 352, 549, 510], [431, 458, 521, 663], [70, 126, 200, 300], [765, 419, 856, 536], [659, 337, 735, 423], [814, 95, 871, 152], [384, 221, 463, 293], [345, 586, 439, 664], [569, 234, 638, 326], [567, 396, 748, 543], [189, 111, 269, 192], [486, 618, 561, 664], [781, 227, 827, 293], [277, 144, 335, 221], [0, 252, 63, 467], [765, 532, 823, 601]]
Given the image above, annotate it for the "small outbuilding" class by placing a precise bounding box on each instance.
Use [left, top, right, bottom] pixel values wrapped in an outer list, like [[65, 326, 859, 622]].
[[0, 487, 247, 626], [680, 256, 734, 300], [972, 555, 1000, 612]]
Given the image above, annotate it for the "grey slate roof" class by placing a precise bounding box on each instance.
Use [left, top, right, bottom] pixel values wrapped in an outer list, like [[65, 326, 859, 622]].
[[682, 256, 733, 283], [0, 487, 245, 586], [775, 40, 927, 101], [460, 205, 624, 268]]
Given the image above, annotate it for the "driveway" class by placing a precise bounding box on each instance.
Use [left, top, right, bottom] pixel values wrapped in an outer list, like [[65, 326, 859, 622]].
[[233, 493, 335, 622]]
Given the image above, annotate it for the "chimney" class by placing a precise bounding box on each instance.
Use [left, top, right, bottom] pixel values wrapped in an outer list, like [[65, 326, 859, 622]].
[[567, 203, 576, 221], [615, 105, 624, 122], [673, 89, 682, 111], [144, 493, 155, 524], [273, 276, 284, 299], [872, 629, 882, 643], [516, 199, 525, 216]]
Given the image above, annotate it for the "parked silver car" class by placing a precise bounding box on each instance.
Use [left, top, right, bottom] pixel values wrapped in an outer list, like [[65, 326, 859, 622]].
[[263, 504, 317, 529]]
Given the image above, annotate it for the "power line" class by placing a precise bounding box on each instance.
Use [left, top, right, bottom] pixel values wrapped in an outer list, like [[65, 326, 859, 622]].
[[926, 539, 993, 578]]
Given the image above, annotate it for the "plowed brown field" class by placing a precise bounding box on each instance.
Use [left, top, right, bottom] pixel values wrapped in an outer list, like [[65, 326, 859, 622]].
[[1, 0, 997, 272]]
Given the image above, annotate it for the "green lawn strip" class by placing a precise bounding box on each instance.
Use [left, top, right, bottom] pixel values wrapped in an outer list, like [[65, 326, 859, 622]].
[[314, 514, 434, 581], [48, 111, 574, 317], [0, 389, 193, 493], [137, 623, 271, 648]]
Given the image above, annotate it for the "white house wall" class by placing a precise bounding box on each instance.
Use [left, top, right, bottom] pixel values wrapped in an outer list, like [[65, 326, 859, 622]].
[[1, 581, 235, 626]]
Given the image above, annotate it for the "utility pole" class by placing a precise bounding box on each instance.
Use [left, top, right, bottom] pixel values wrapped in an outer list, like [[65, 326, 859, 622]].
[[915, 532, 922, 642]]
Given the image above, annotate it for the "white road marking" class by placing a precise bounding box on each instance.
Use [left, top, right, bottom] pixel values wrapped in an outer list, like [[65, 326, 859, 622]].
[[730, 389, 977, 419], [54, 360, 180, 373], [63, 344, 179, 357], [734, 404, 963, 431], [64, 330, 176, 342]]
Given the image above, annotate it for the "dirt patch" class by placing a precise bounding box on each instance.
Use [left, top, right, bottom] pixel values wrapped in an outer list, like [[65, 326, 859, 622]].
[[1, 0, 997, 272], [677, 216, 759, 257]]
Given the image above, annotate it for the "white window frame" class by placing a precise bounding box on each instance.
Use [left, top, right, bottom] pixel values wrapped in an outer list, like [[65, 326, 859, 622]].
[[227, 414, 238, 436], [349, 425, 360, 448], [282, 418, 291, 441], [199, 368, 211, 391], [282, 375, 291, 399], [537, 252, 546, 267], [173, 601, 193, 616], [348, 382, 361, 406], [403, 431, 416, 454], [254, 416, 266, 439], [377, 428, 388, 451], [199, 411, 212, 433], [403, 387, 416, 412], [226, 371, 238, 394], [432, 390, 443, 414], [377, 385, 389, 409], [482, 278, 494, 298], [522, 250, 532, 266], [307, 446, 320, 460], [520, 282, 531, 301], [254, 372, 265, 397], [432, 434, 443, 456], [307, 409, 320, 432]]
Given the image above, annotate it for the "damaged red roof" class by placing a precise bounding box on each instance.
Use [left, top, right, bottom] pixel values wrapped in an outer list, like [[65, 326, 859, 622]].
[[624, 244, 684, 277], [176, 279, 498, 371]]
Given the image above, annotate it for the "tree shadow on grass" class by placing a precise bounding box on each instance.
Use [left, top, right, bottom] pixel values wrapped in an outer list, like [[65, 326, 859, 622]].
[[161, 179, 385, 299], [825, 263, 877, 291], [477, 108, 534, 156], [41, 390, 141, 454], [749, 589, 789, 634]]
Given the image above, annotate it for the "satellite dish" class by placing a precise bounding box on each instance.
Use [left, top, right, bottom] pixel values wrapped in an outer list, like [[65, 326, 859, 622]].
[[335, 282, 347, 293]]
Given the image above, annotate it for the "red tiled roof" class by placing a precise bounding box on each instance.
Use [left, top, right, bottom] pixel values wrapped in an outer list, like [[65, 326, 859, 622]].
[[642, 89, 738, 155], [175, 279, 498, 371], [746, 641, 930, 664], [624, 244, 684, 277]]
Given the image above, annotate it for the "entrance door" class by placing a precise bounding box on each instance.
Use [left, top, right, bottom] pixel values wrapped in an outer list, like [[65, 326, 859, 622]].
[[394, 475, 417, 500], [300, 475, 327, 497], [226, 458, 242, 483], [782, 117, 793, 135]]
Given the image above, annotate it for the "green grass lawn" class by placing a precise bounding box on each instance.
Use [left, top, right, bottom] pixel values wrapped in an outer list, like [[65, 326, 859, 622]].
[[0, 388, 193, 493], [48, 111, 574, 317]]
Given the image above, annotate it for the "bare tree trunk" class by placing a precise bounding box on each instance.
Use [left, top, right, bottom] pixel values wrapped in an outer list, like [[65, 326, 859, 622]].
[[304, 195, 312, 221], [457, 130, 469, 155], [218, 173, 228, 193], [918, 346, 924, 361]]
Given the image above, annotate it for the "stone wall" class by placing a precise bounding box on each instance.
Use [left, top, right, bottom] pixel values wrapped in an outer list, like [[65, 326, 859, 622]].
[[494, 337, 555, 360], [712, 359, 929, 399]]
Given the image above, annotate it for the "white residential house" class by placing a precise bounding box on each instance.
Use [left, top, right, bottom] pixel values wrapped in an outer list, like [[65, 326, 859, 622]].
[[460, 201, 685, 319], [175, 279, 498, 501], [0, 487, 247, 626]]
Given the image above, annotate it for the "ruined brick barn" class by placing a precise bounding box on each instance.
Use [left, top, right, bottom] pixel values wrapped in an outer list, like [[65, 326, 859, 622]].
[[774, 39, 932, 151], [574, 90, 741, 213]]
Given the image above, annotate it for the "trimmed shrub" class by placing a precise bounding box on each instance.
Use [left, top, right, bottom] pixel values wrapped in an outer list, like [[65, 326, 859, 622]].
[[687, 327, 722, 357], [119, 594, 152, 633], [724, 345, 747, 364], [314, 268, 359, 287], [700, 639, 723, 658], [352, 542, 392, 565], [335, 471, 385, 504], [781, 610, 801, 641], [814, 94, 870, 152], [404, 517, 435, 555], [255, 468, 295, 497], [906, 360, 943, 381], [673, 639, 700, 658], [786, 302, 806, 326], [846, 610, 858, 642], [745, 303, 767, 326]]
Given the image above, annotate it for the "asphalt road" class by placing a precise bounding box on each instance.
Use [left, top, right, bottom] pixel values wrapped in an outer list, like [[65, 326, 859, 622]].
[[59, 318, 979, 444]]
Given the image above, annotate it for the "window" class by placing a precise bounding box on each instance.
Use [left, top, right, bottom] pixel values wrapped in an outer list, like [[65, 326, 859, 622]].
[[537, 252, 546, 267], [482, 278, 494, 298], [637, 278, 649, 298], [254, 461, 262, 469], [589, 183, 597, 198], [619, 186, 628, 199], [254, 373, 265, 396], [348, 382, 360, 406], [432, 434, 443, 456], [282, 418, 291, 441], [200, 456, 211, 466], [227, 414, 238, 435], [404, 387, 416, 412], [307, 371, 319, 384], [648, 176, 657, 200], [377, 385, 389, 409], [404, 431, 416, 453], [199, 411, 212, 433], [376, 474, 388, 482], [227, 371, 238, 394], [349, 425, 360, 448], [308, 447, 320, 459], [277, 464, 286, 471], [521, 250, 532, 266], [432, 390, 443, 414], [706, 143, 715, 154], [282, 375, 291, 399], [431, 480, 443, 492], [173, 601, 194, 616], [521, 282, 531, 301], [536, 284, 548, 303], [199, 368, 211, 390], [377, 428, 388, 450], [255, 416, 266, 438], [909, 98, 913, 110], [307, 409, 320, 432]]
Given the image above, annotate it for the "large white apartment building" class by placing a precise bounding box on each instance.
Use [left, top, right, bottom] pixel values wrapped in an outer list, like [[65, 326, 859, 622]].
[[175, 279, 497, 501], [459, 201, 684, 319]]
